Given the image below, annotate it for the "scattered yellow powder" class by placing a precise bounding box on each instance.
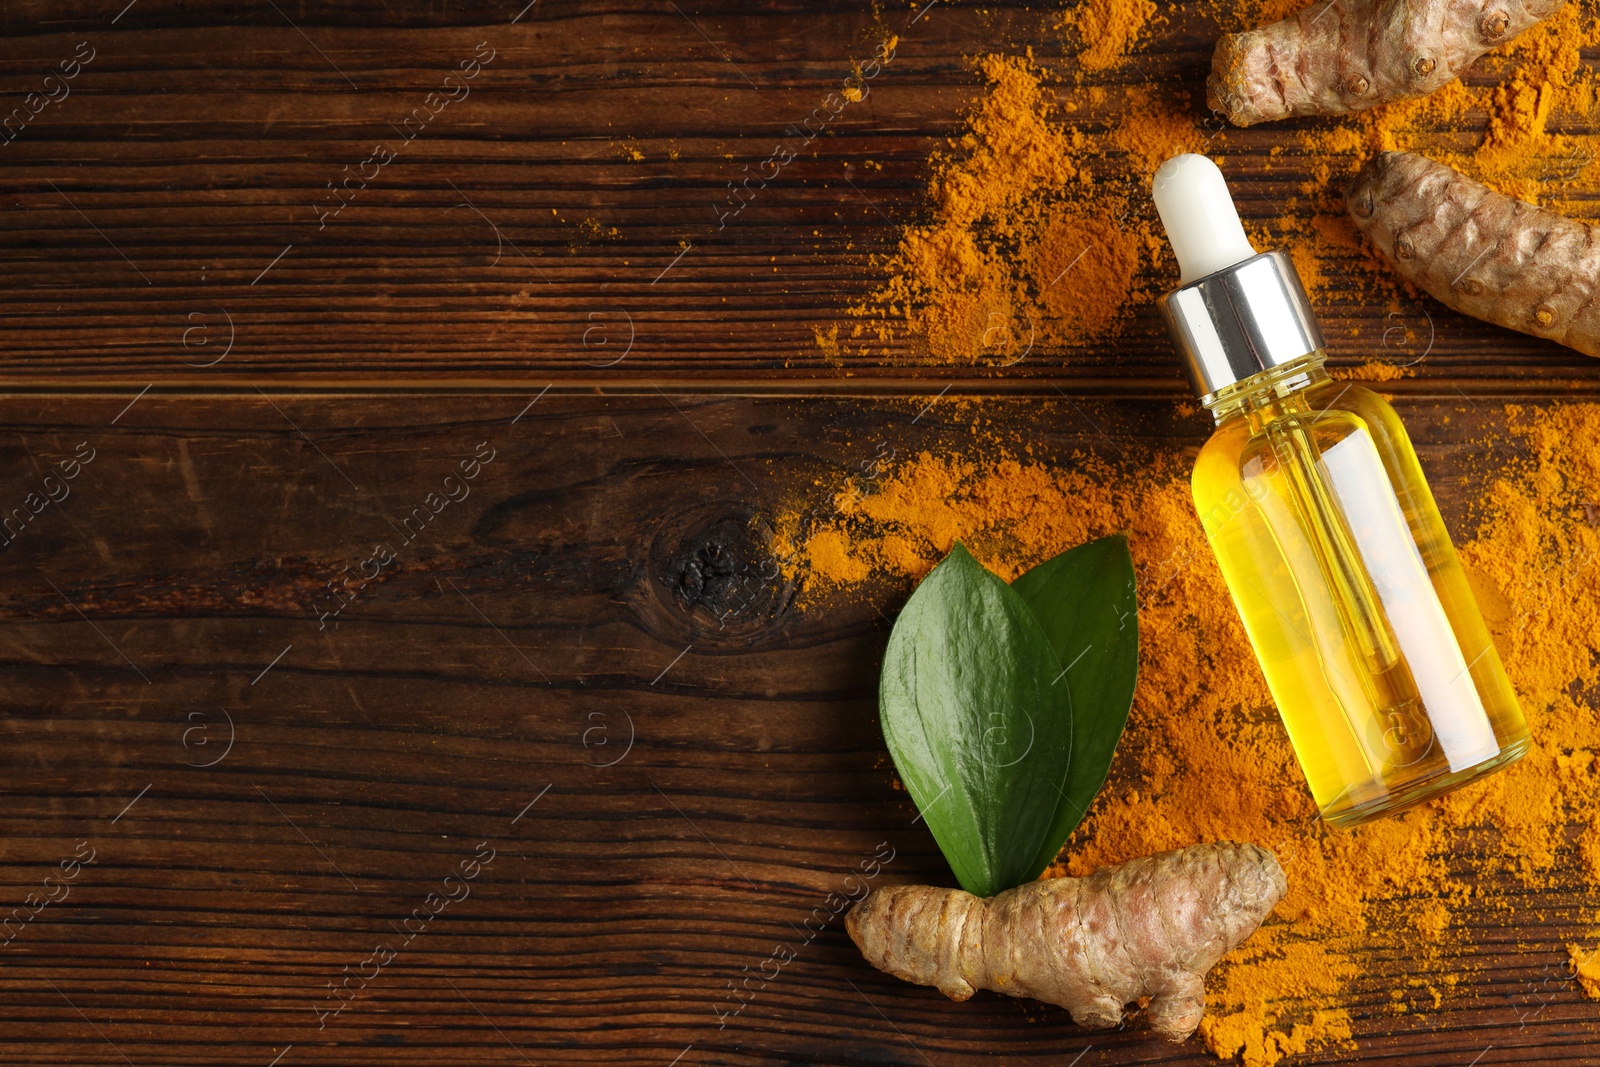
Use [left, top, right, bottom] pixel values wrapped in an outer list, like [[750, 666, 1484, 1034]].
[[851, 55, 1103, 364], [1108, 83, 1207, 178], [1033, 211, 1141, 338], [813, 2, 1600, 1047], [844, 3, 1600, 367], [1226, 0, 1600, 313], [1059, 0, 1161, 73], [1329, 359, 1412, 381], [1411, 900, 1452, 939], [1571, 944, 1600, 1000], [773, 400, 1600, 1064], [813, 324, 842, 366], [799, 527, 868, 584], [1473, 11, 1597, 201]]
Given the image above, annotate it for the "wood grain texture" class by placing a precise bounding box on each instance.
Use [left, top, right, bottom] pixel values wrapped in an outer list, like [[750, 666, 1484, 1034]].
[[2, 0, 1599, 390], [0, 393, 1596, 1065], [5, 1, 1600, 1063]]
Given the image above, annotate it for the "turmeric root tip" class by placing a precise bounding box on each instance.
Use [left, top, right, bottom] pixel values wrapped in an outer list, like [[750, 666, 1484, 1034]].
[[845, 841, 1286, 1042], [1208, 0, 1567, 126], [1347, 150, 1600, 358]]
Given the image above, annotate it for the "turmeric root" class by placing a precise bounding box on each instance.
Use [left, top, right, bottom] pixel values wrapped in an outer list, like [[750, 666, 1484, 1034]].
[[1208, 0, 1565, 126], [1347, 150, 1600, 357], [845, 842, 1285, 1042]]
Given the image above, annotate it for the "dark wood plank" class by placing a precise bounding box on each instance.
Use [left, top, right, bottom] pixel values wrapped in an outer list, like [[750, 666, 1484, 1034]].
[[0, 393, 1595, 1065], [1, 2, 1598, 390]]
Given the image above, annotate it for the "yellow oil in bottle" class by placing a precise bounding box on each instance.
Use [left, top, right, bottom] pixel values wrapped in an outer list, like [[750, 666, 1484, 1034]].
[[1192, 354, 1529, 825]]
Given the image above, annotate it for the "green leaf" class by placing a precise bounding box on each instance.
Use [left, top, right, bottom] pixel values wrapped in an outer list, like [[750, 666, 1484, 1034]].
[[879, 544, 1075, 898], [1012, 533, 1139, 878]]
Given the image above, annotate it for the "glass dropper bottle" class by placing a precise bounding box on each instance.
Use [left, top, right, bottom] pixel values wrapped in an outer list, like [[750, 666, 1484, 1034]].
[[1152, 153, 1530, 826]]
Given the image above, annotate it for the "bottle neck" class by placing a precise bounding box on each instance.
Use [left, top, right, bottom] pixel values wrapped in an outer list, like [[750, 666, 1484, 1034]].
[[1201, 351, 1329, 425]]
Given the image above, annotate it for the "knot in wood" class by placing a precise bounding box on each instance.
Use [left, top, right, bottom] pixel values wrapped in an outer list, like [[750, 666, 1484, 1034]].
[[651, 505, 792, 645], [671, 519, 754, 613]]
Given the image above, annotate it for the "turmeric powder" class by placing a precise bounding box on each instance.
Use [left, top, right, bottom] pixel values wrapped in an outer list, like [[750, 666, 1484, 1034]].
[[1571, 944, 1600, 999], [773, 400, 1600, 1065], [809, 3, 1600, 1055], [1058, 0, 1163, 74], [841, 4, 1600, 369], [851, 57, 1152, 367]]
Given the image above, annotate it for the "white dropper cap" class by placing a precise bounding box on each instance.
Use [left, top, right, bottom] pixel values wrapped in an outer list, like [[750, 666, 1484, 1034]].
[[1152, 153, 1258, 286]]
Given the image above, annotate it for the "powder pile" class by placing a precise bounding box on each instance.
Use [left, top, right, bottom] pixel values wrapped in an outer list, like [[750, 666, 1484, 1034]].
[[848, 55, 1166, 364], [772, 400, 1600, 1065], [1059, 0, 1163, 73], [846, 52, 1203, 364], [1572, 943, 1600, 999], [846, 0, 1600, 366]]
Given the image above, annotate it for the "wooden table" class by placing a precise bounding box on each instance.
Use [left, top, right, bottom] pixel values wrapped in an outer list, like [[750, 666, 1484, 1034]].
[[2, 2, 1595, 1064]]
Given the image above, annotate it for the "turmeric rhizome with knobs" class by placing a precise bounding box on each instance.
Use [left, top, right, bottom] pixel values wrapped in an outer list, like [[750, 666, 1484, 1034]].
[[1152, 153, 1530, 825]]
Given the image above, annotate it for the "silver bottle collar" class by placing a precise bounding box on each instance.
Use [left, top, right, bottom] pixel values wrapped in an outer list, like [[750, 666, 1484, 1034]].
[[1156, 249, 1326, 400]]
